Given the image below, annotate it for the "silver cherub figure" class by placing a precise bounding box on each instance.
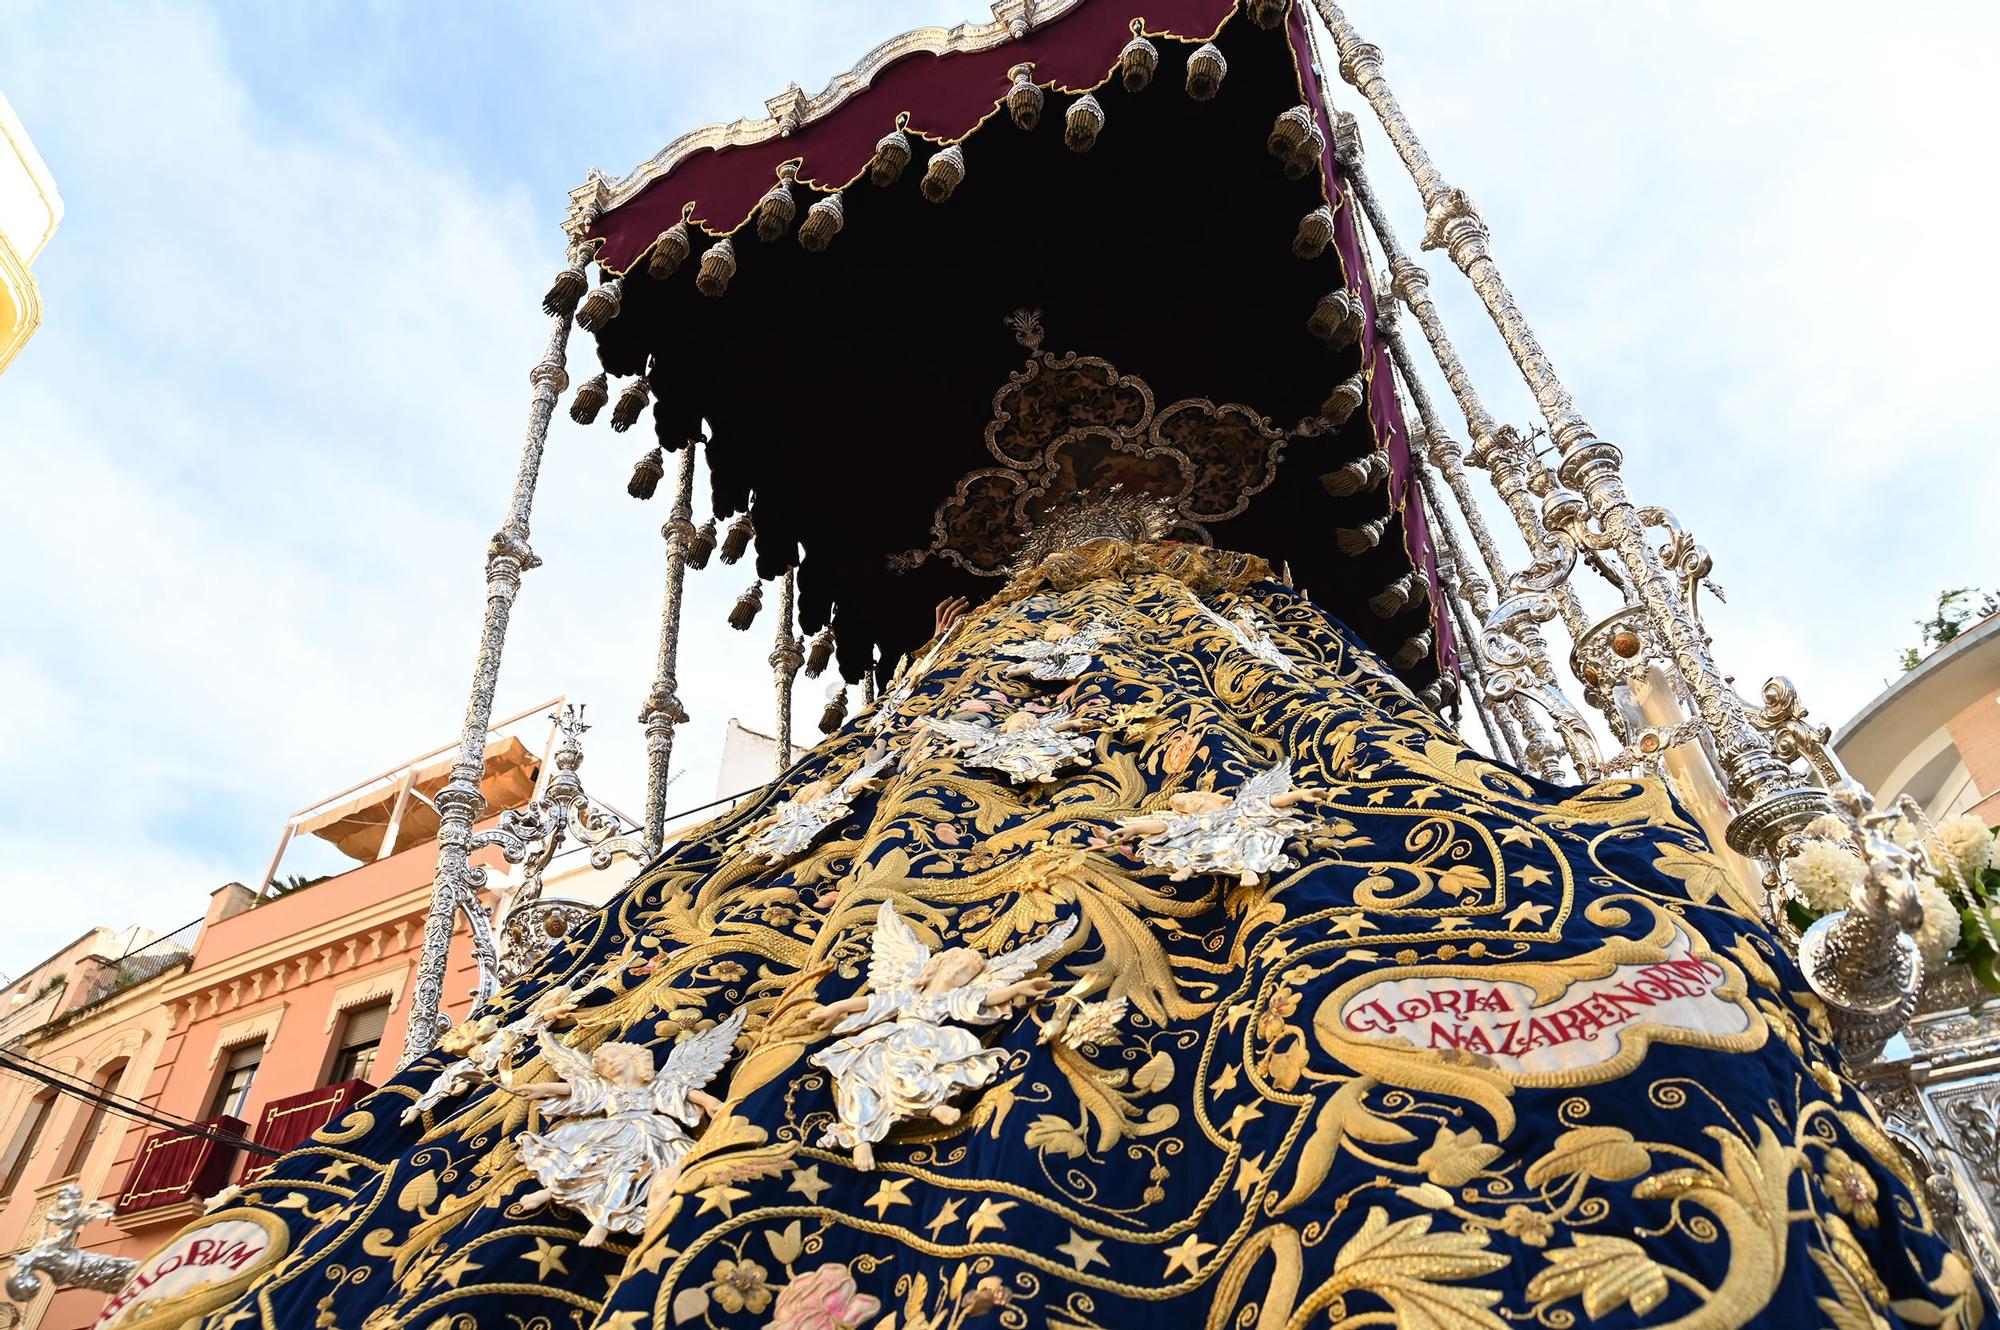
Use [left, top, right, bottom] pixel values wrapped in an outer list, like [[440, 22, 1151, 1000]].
[[401, 979, 597, 1125], [741, 747, 897, 864], [510, 1009, 746, 1245], [921, 704, 1093, 784], [808, 901, 1075, 1170], [1116, 762, 1317, 885], [998, 617, 1120, 682]]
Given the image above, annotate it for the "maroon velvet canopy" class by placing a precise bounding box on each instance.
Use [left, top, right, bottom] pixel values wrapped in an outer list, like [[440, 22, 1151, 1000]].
[[578, 0, 1455, 692]]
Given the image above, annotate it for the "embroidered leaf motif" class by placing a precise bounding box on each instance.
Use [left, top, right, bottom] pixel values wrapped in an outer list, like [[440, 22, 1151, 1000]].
[[766, 1220, 804, 1266], [1525, 1235, 1668, 1318], [1024, 1113, 1088, 1158], [1652, 842, 1732, 906], [1275, 1077, 1413, 1215], [1417, 1125, 1502, 1188], [395, 1169, 438, 1215], [1523, 1126, 1650, 1189], [1133, 1050, 1175, 1094], [1330, 1207, 1509, 1330], [672, 1287, 711, 1324]]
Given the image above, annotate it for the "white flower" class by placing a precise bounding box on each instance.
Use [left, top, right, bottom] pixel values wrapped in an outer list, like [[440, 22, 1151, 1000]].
[[1934, 814, 1996, 887], [1914, 879, 1962, 970], [1784, 837, 1867, 913]]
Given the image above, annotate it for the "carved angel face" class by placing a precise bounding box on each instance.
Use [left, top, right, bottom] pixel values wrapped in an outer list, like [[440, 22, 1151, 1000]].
[[591, 1042, 656, 1087], [917, 947, 987, 993], [791, 777, 836, 804], [999, 710, 1043, 734], [1168, 790, 1231, 815], [1043, 622, 1078, 642]]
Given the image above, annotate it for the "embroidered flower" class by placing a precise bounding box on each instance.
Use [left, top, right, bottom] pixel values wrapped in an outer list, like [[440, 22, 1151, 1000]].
[[710, 960, 749, 983], [766, 1263, 881, 1330], [1417, 1125, 1501, 1187], [762, 903, 798, 928], [1784, 837, 1866, 913], [1820, 1147, 1879, 1228], [1914, 879, 1962, 969], [1934, 814, 1996, 887], [712, 1258, 773, 1314], [1496, 1203, 1554, 1246]]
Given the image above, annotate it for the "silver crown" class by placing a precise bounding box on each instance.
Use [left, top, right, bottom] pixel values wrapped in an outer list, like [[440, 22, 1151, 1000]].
[[1009, 487, 1178, 572]]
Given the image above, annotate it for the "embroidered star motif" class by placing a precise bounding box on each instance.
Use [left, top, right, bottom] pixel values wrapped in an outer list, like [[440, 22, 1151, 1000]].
[[316, 1159, 357, 1183], [1498, 825, 1534, 846], [865, 1177, 915, 1216], [1209, 1063, 1241, 1096], [966, 1197, 1016, 1240], [1433, 916, 1473, 932], [1162, 1232, 1218, 1277], [1232, 1153, 1270, 1201], [696, 1184, 751, 1217], [437, 1252, 483, 1288], [1406, 785, 1442, 807], [1223, 1002, 1254, 1031], [1504, 901, 1553, 930], [521, 1237, 568, 1278], [1264, 936, 1295, 964], [925, 1198, 964, 1237], [1366, 787, 1395, 805], [788, 1164, 831, 1203], [1221, 1102, 1264, 1139], [1514, 863, 1554, 887], [1057, 1229, 1109, 1272], [1331, 913, 1374, 940], [600, 1313, 646, 1330]]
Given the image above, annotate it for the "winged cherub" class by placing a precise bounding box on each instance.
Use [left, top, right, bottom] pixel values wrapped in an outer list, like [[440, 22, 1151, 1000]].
[[401, 979, 597, 1125], [741, 746, 897, 864], [807, 902, 1076, 1170], [998, 617, 1120, 682], [1200, 600, 1295, 674], [921, 705, 1094, 784], [1116, 762, 1318, 885], [510, 1009, 747, 1245]]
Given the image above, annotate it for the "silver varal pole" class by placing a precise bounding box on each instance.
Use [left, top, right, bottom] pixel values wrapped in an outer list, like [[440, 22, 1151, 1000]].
[[641, 445, 698, 849], [771, 569, 802, 774], [401, 310, 571, 1066]]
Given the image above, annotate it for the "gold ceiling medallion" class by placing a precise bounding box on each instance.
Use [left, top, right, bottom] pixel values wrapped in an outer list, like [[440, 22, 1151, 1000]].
[[894, 310, 1311, 577]]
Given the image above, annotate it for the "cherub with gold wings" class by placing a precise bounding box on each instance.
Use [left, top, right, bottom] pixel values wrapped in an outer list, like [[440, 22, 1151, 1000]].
[[509, 1009, 746, 1245], [807, 902, 1074, 1169], [1116, 761, 1319, 885]]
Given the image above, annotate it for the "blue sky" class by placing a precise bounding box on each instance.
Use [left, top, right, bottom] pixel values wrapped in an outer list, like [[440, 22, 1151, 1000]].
[[1, 1, 1995, 978]]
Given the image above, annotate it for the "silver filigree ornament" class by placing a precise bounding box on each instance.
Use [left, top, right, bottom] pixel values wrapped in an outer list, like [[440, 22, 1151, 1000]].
[[1200, 600, 1295, 674], [921, 704, 1094, 784], [509, 1009, 747, 1246], [1035, 974, 1128, 1050], [401, 979, 599, 1125], [807, 902, 1075, 1170], [5, 1184, 137, 1305], [1116, 762, 1319, 885], [998, 617, 1121, 682], [741, 747, 897, 864]]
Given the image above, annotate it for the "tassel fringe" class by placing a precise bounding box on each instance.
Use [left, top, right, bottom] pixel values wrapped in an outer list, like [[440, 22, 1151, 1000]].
[[575, 276, 623, 333], [627, 448, 665, 500], [1268, 106, 1314, 158], [568, 373, 608, 425], [1246, 0, 1290, 28], [1185, 43, 1227, 101], [1336, 515, 1389, 556], [728, 582, 764, 631], [804, 628, 835, 678], [1391, 629, 1434, 672], [1320, 450, 1390, 497], [647, 220, 692, 279], [1368, 570, 1423, 618], [1008, 66, 1044, 131], [1294, 205, 1335, 259], [1065, 94, 1105, 152], [799, 193, 845, 251], [1119, 32, 1159, 92], [1308, 288, 1363, 346], [921, 144, 966, 203], [687, 519, 717, 570], [1320, 372, 1369, 427], [1282, 123, 1325, 180], [754, 167, 798, 243], [719, 513, 755, 565], [870, 121, 913, 185], [610, 377, 651, 432], [696, 238, 737, 297], [542, 261, 588, 319], [818, 689, 849, 734]]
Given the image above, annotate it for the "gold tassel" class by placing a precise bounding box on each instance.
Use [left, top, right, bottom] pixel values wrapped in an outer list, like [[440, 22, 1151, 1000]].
[[1064, 94, 1105, 152], [568, 372, 608, 425], [818, 688, 849, 734], [1119, 29, 1159, 92], [1391, 629, 1433, 672], [1268, 105, 1314, 158], [719, 512, 755, 564], [754, 166, 798, 242], [1293, 205, 1335, 259], [687, 519, 717, 570], [610, 377, 651, 432], [542, 254, 589, 318], [647, 218, 693, 278], [921, 144, 966, 203], [1336, 514, 1388, 556], [1421, 677, 1457, 712], [804, 627, 835, 678], [1185, 43, 1227, 101], [575, 276, 623, 332], [696, 237, 737, 297], [1007, 65, 1044, 131], [627, 447, 665, 500], [799, 192, 844, 251], [728, 582, 764, 631], [1247, 0, 1290, 27], [1320, 371, 1368, 426], [1320, 451, 1390, 496], [870, 118, 913, 185], [1308, 288, 1362, 346], [1283, 123, 1325, 181], [1368, 570, 1423, 618]]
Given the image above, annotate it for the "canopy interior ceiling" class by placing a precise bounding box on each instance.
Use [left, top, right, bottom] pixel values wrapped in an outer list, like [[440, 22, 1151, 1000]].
[[579, 0, 1452, 691]]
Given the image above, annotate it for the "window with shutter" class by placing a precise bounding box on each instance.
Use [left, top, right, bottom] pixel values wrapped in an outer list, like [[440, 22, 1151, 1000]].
[[330, 1000, 391, 1085]]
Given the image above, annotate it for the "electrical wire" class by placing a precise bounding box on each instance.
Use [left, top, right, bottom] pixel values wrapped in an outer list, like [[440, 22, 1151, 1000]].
[[0, 1049, 280, 1158]]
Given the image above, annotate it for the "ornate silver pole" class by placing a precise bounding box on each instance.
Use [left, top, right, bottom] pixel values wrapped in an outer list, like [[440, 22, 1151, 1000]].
[[640, 445, 698, 849], [1316, 1, 1805, 837], [1412, 465, 1523, 765], [770, 569, 802, 773], [401, 301, 571, 1066]]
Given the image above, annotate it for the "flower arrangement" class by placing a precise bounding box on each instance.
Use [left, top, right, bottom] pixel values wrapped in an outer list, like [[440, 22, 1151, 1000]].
[[1779, 812, 2000, 992]]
